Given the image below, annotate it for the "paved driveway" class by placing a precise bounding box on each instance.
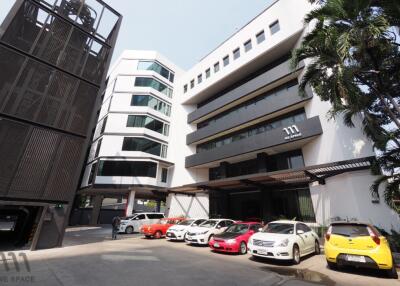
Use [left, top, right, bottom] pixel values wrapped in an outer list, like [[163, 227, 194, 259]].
[[0, 226, 398, 286]]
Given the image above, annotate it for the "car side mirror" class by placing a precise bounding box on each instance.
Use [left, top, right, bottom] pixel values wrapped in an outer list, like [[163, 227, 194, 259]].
[[297, 230, 304, 235]]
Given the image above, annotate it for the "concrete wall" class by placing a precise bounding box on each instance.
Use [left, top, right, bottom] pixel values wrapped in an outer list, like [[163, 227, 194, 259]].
[[165, 193, 209, 219], [310, 170, 400, 232]]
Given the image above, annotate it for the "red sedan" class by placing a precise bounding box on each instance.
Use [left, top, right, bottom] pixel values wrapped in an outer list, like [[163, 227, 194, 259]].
[[209, 222, 263, 254], [140, 218, 185, 239]]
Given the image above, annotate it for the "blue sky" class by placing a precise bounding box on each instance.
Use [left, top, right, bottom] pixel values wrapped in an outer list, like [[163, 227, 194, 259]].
[[102, 0, 273, 70]]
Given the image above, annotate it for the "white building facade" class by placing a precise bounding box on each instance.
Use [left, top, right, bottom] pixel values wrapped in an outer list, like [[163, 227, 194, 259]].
[[79, 0, 400, 231]]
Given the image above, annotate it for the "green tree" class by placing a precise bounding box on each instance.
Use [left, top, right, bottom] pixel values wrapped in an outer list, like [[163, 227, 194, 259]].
[[292, 0, 400, 212]]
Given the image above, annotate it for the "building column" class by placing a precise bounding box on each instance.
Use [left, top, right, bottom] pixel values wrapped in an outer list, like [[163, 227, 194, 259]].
[[125, 190, 136, 216], [90, 195, 103, 225]]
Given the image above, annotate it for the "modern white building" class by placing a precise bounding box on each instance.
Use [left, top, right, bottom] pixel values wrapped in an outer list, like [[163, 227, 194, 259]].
[[79, 0, 400, 231]]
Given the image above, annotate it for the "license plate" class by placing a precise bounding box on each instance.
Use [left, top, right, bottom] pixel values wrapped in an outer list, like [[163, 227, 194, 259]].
[[214, 243, 220, 248], [257, 248, 268, 255], [346, 255, 366, 263]]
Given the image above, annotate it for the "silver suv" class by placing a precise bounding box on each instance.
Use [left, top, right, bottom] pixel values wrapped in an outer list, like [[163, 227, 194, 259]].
[[119, 213, 165, 234]]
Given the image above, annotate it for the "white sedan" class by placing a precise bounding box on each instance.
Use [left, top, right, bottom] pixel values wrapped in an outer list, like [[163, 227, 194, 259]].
[[185, 219, 235, 245], [166, 218, 207, 241], [248, 220, 320, 264]]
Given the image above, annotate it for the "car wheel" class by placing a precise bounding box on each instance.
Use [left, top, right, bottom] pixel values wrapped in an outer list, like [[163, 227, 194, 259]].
[[154, 231, 162, 239], [327, 261, 337, 270], [314, 240, 320, 255], [386, 260, 398, 279], [292, 245, 300, 265], [239, 242, 247, 255], [125, 226, 134, 234]]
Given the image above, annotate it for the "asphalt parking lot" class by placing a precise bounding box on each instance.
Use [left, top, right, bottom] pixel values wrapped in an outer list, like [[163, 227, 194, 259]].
[[0, 226, 398, 286]]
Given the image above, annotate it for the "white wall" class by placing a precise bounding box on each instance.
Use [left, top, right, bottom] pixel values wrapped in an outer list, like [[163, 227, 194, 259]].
[[310, 170, 400, 232], [165, 193, 209, 219]]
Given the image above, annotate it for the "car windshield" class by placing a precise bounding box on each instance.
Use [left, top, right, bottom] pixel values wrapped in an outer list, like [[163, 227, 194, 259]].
[[262, 223, 294, 234], [177, 220, 194, 226], [199, 220, 218, 228], [331, 224, 371, 237], [225, 224, 249, 234]]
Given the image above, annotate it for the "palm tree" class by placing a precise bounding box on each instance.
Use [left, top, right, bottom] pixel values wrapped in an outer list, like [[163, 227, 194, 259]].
[[292, 0, 400, 212]]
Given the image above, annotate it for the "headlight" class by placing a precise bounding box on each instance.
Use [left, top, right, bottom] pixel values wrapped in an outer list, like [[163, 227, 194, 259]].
[[275, 238, 289, 247], [226, 239, 236, 244]]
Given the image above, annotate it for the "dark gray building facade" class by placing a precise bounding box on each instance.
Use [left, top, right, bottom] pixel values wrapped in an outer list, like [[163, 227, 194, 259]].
[[0, 0, 121, 249]]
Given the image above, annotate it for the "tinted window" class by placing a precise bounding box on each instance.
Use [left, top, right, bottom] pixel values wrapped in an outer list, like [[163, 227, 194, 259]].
[[135, 77, 173, 98], [183, 85, 188, 93], [223, 56, 229, 66], [135, 214, 146, 220], [218, 221, 226, 228], [205, 68, 211, 78], [97, 161, 157, 177], [137, 61, 174, 83], [193, 219, 206, 226], [244, 40, 252, 52], [297, 223, 311, 233], [233, 48, 240, 60], [270, 20, 280, 34], [147, 214, 164, 219], [127, 115, 166, 135], [263, 223, 294, 234], [122, 137, 162, 156], [331, 224, 371, 237], [197, 74, 202, 84], [226, 224, 249, 234], [161, 168, 168, 183], [214, 62, 220, 73], [225, 220, 234, 227], [256, 30, 265, 44]]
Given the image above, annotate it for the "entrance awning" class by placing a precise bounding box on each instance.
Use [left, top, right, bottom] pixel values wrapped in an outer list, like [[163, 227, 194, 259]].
[[171, 156, 375, 193]]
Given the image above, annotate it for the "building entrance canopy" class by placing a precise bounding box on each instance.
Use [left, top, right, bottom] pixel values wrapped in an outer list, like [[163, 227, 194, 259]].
[[173, 157, 374, 193]]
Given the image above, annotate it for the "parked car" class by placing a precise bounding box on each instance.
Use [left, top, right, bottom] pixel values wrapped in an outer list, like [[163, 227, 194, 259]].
[[248, 220, 320, 264], [140, 217, 186, 239], [209, 222, 263, 254], [119, 212, 164, 234], [324, 222, 398, 279], [185, 219, 235, 245], [166, 218, 207, 241]]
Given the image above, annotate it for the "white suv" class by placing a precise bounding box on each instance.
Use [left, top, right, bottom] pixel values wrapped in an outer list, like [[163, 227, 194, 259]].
[[119, 213, 164, 234], [248, 220, 320, 264], [185, 219, 235, 245], [166, 218, 207, 241]]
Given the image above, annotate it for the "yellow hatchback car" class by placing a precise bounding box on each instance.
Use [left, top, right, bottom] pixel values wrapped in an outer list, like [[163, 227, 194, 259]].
[[324, 222, 398, 279]]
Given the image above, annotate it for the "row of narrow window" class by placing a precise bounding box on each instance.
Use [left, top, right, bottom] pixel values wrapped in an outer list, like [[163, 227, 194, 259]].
[[183, 20, 280, 93]]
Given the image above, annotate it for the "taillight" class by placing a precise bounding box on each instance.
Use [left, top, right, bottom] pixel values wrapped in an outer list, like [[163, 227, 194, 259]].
[[367, 227, 380, 245], [325, 226, 332, 241]]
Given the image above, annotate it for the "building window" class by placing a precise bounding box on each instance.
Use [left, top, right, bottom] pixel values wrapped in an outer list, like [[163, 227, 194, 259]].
[[190, 79, 195, 89], [184, 84, 188, 93], [197, 74, 202, 84], [269, 20, 280, 34], [97, 160, 157, 177], [205, 68, 211, 78], [256, 30, 265, 44], [197, 109, 306, 153], [161, 168, 168, 183], [126, 115, 168, 135], [244, 39, 252, 52], [233, 48, 240, 60], [161, 145, 168, 158], [95, 138, 102, 158], [135, 77, 173, 98], [122, 137, 163, 156], [130, 94, 171, 117], [223, 55, 229, 66], [137, 61, 175, 83], [88, 162, 97, 185], [214, 62, 220, 73]]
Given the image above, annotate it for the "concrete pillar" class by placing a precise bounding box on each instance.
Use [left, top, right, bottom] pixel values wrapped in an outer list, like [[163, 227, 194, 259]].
[[90, 195, 103, 225], [125, 190, 136, 216]]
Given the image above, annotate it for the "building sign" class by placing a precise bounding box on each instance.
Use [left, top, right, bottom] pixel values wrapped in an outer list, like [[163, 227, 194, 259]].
[[283, 125, 302, 140]]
